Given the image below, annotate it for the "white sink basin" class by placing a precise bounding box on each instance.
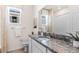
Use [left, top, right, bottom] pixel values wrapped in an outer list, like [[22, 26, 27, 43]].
[[37, 38, 49, 45], [38, 38, 49, 41]]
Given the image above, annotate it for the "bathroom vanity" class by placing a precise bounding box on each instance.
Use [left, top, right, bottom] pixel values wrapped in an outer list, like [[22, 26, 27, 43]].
[[29, 35, 79, 53], [29, 35, 55, 53], [28, 5, 79, 53]]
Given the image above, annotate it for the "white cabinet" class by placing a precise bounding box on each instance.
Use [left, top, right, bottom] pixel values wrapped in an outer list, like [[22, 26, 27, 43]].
[[47, 49, 52, 53], [31, 42, 43, 53], [31, 39, 46, 53], [28, 37, 53, 53], [28, 37, 32, 53]]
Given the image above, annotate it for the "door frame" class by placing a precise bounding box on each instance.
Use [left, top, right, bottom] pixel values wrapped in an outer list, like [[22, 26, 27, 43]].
[[1, 5, 8, 53]]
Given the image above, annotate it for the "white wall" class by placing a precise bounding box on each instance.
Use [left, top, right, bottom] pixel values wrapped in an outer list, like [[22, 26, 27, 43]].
[[0, 5, 45, 52], [0, 8, 1, 48], [1, 5, 34, 51], [34, 5, 46, 17]]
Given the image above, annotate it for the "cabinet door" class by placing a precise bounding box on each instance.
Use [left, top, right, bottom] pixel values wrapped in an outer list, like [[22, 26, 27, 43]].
[[31, 40, 46, 53], [32, 43, 43, 53], [47, 49, 52, 53], [28, 37, 32, 53]]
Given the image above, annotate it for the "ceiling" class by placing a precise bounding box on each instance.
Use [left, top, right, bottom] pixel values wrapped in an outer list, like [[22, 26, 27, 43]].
[[43, 5, 69, 13]]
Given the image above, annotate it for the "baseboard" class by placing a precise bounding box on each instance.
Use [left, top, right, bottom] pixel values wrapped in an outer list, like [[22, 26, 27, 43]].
[[7, 48, 24, 53], [7, 47, 23, 52]]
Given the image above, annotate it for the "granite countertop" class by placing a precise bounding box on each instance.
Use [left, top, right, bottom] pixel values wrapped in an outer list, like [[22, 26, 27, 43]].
[[29, 35, 79, 53]]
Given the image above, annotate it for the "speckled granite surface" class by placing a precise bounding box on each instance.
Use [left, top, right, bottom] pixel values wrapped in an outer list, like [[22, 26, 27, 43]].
[[47, 38, 79, 53], [29, 35, 79, 53]]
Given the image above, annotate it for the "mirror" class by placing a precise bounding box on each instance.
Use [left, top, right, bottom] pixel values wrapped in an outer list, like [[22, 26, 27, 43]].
[[38, 5, 79, 35]]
